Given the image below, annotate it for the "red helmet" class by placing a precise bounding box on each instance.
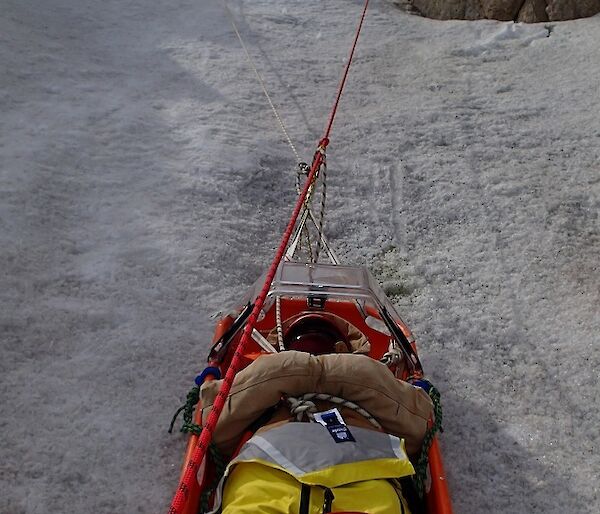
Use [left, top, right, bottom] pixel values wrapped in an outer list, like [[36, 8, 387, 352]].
[[283, 314, 348, 355]]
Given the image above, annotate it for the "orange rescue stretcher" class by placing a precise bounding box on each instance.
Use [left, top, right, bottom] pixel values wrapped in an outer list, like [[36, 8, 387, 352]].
[[173, 261, 453, 514]]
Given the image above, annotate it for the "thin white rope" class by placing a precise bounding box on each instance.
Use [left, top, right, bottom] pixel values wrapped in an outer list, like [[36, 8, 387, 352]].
[[221, 1, 334, 266], [221, 0, 301, 164], [285, 206, 339, 264], [307, 208, 339, 264], [314, 156, 327, 262], [275, 295, 284, 351], [286, 156, 337, 264], [285, 207, 311, 260], [286, 393, 382, 429]]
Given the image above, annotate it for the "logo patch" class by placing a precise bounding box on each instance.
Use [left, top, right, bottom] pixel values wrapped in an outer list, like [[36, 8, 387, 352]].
[[314, 408, 356, 443]]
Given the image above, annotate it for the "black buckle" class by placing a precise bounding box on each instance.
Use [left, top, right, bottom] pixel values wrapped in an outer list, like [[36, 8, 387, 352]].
[[307, 295, 326, 310]]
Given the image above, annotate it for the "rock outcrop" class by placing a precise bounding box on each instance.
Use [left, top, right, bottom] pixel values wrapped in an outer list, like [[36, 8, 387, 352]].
[[517, 0, 550, 23], [407, 0, 600, 22], [546, 0, 600, 20], [483, 0, 524, 20]]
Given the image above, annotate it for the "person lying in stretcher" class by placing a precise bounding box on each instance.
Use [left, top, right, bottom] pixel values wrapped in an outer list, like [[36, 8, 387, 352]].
[[201, 313, 434, 514]]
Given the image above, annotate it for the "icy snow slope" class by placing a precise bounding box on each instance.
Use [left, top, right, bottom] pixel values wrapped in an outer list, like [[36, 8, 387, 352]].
[[1, 0, 599, 512]]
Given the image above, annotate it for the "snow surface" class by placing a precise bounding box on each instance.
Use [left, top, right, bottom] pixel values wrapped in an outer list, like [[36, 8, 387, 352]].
[[1, 1, 599, 513]]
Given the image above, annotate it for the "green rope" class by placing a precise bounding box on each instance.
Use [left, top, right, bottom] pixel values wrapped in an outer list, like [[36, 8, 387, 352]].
[[198, 443, 227, 514], [412, 383, 443, 498], [169, 385, 228, 513]]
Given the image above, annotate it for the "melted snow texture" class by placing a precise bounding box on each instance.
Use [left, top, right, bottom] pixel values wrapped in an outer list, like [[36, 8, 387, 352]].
[[1, 1, 599, 513]]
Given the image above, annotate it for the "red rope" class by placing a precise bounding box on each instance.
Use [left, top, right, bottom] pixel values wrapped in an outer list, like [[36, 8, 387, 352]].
[[168, 2, 369, 512], [324, 0, 370, 140]]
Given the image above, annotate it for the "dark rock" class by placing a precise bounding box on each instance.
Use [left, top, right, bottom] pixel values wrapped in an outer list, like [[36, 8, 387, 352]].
[[408, 0, 600, 22], [481, 0, 523, 21], [517, 0, 550, 22], [546, 0, 600, 21]]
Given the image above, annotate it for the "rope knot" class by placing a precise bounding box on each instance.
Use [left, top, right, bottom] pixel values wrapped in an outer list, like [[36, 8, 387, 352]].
[[286, 395, 318, 421], [380, 347, 403, 366], [298, 162, 310, 174], [285, 393, 381, 429]]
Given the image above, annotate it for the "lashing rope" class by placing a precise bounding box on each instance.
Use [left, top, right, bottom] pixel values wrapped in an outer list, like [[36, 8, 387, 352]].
[[313, 153, 327, 262], [168, 386, 227, 513], [286, 150, 331, 263], [168, 1, 370, 511], [275, 295, 284, 351], [286, 393, 381, 430], [297, 150, 323, 263], [412, 383, 443, 498]]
